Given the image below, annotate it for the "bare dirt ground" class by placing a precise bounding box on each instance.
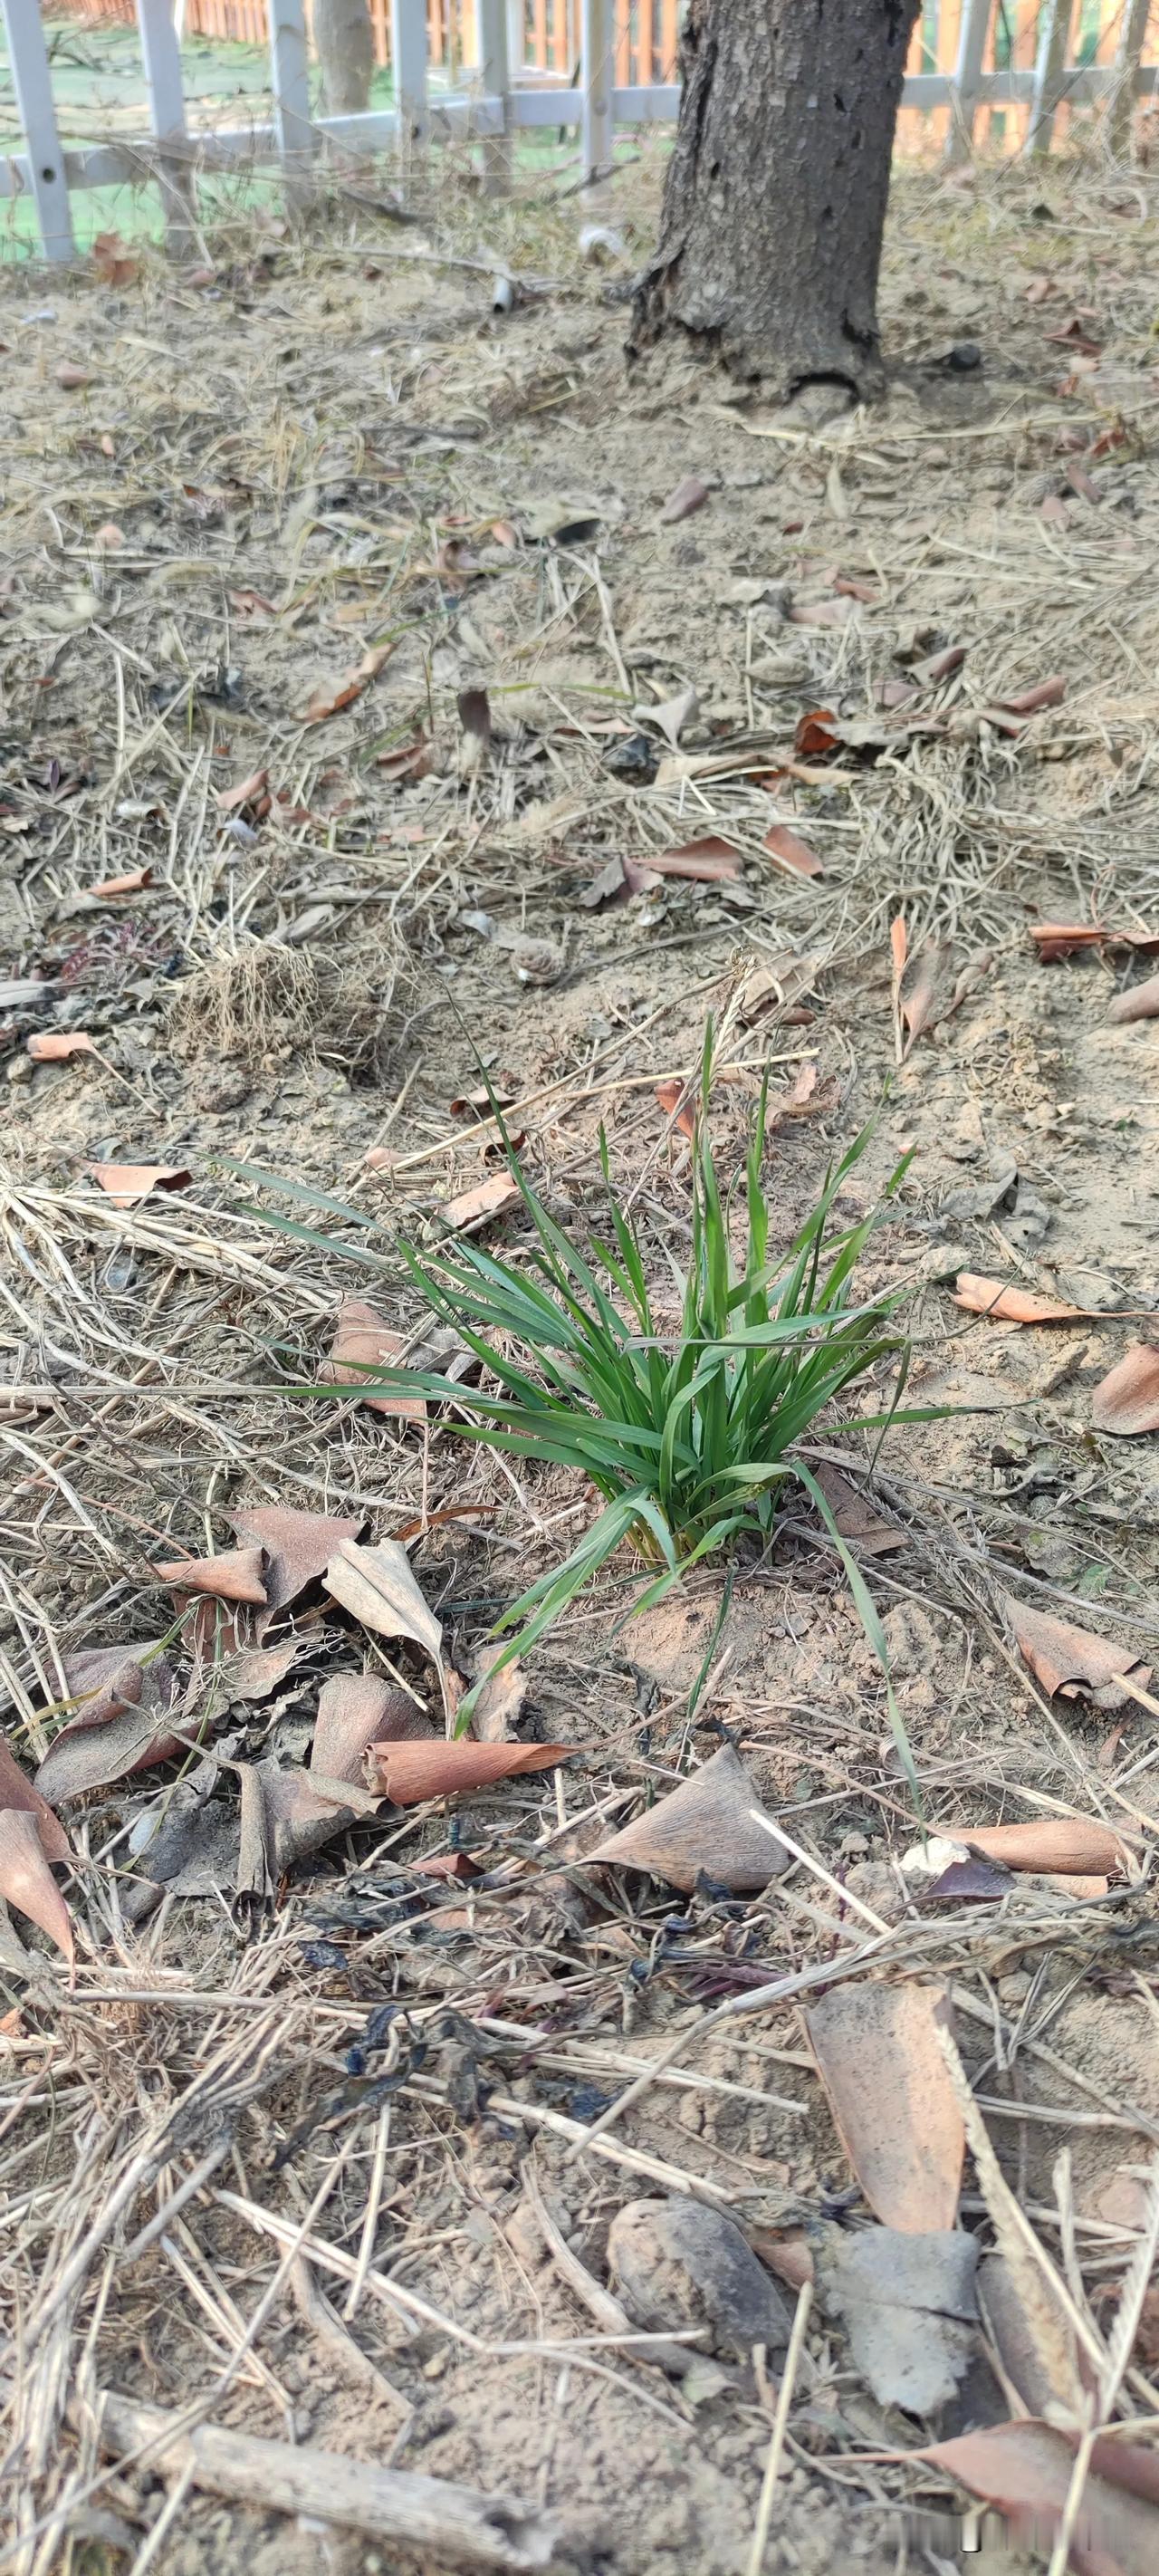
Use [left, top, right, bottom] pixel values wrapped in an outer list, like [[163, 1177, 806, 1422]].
[[3, 139, 1159, 2576]]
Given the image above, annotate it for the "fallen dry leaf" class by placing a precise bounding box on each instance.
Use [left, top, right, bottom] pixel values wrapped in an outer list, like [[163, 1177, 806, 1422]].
[[212, 1639, 302, 1703], [154, 1546, 267, 1606], [376, 733, 432, 783], [978, 2254, 1084, 2420], [368, 1737, 572, 1803], [824, 2225, 977, 2414], [92, 524, 123, 551], [311, 1673, 434, 1785], [55, 361, 91, 390], [1004, 1591, 1151, 1710], [1092, 1342, 1159, 1437], [468, 1644, 526, 1744], [659, 474, 709, 524], [36, 1648, 185, 1802], [323, 1539, 443, 1669], [952, 1273, 1087, 1325], [88, 1164, 191, 1208], [806, 1983, 963, 2233], [84, 865, 154, 898], [0, 1736, 71, 1863], [216, 767, 269, 814], [230, 1505, 361, 1626], [788, 593, 857, 628], [588, 1745, 789, 1895], [809, 1462, 904, 1556], [655, 1078, 696, 1142], [949, 1815, 1131, 1877], [92, 229, 138, 286], [648, 839, 742, 883], [439, 1171, 521, 1234], [320, 1298, 426, 1423], [1030, 920, 1159, 961], [995, 677, 1067, 716], [795, 707, 840, 758], [900, 944, 944, 1054], [918, 2421, 1159, 2575], [640, 684, 700, 751], [300, 640, 395, 726], [764, 823, 823, 880], [0, 1810, 73, 1963], [1108, 971, 1159, 1025], [25, 1033, 97, 1064], [411, 1849, 483, 1881]]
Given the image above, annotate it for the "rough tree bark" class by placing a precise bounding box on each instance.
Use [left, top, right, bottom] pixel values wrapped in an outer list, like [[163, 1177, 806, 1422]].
[[631, 0, 922, 399], [312, 0, 375, 118]]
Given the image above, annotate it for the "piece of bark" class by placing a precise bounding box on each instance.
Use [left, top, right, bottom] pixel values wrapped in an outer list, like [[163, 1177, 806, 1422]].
[[81, 2389, 593, 2572]]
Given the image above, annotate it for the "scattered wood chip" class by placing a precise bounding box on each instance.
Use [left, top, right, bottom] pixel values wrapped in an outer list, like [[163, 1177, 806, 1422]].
[[1003, 1591, 1151, 1711], [367, 1737, 572, 1804], [1092, 1342, 1159, 1437], [87, 1164, 191, 1207], [84, 865, 154, 897], [588, 1745, 789, 1895]]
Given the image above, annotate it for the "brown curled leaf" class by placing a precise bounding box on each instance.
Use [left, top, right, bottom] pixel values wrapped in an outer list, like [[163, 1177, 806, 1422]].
[[0, 1810, 73, 1962], [1092, 1343, 1159, 1437], [367, 1737, 573, 1805]]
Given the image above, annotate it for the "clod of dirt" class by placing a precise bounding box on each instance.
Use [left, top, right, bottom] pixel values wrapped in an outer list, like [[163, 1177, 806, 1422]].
[[607, 2197, 790, 2360]]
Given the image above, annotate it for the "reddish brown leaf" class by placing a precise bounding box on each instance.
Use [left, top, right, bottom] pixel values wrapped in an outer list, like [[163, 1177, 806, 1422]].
[[36, 1647, 185, 1802], [469, 1644, 526, 1745], [411, 1849, 483, 1881], [889, 914, 908, 982], [84, 866, 154, 898], [300, 641, 395, 726], [1108, 971, 1159, 1026], [834, 573, 878, 604], [311, 1674, 434, 1786], [154, 1545, 267, 1606], [910, 644, 967, 687], [1092, 1343, 1159, 1437], [655, 1079, 696, 1142], [320, 1297, 426, 1423], [809, 1463, 905, 1557], [920, 2419, 1159, 2575], [949, 1815, 1131, 1877], [216, 767, 269, 814], [92, 230, 139, 288], [88, 1164, 191, 1207], [26, 1033, 97, 1063], [230, 1504, 362, 1628], [1004, 1591, 1151, 1710], [901, 945, 944, 1053], [788, 594, 857, 629], [1087, 422, 1126, 461], [659, 474, 710, 524], [368, 1737, 573, 1805], [0, 1811, 73, 1962], [0, 1736, 71, 1864], [1039, 493, 1070, 526], [439, 1172, 522, 1234], [795, 708, 840, 758], [806, 1984, 963, 2234], [1030, 921, 1159, 961], [648, 840, 742, 883], [952, 1273, 1086, 1325], [376, 734, 432, 783], [764, 822, 823, 880], [995, 678, 1067, 716]]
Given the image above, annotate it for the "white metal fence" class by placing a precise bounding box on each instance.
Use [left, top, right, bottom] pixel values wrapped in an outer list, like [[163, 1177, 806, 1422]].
[[2, 0, 1156, 264]]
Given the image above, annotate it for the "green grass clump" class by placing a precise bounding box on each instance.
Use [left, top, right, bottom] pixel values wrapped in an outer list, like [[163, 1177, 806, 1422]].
[[334, 1028, 928, 1746]]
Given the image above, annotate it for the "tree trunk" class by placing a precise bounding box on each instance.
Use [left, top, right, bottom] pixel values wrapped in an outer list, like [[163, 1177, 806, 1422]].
[[631, 0, 922, 399], [313, 0, 375, 118]]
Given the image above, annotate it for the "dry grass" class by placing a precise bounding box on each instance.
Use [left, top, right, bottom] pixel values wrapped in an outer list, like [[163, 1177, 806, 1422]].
[[2, 130, 1159, 2576]]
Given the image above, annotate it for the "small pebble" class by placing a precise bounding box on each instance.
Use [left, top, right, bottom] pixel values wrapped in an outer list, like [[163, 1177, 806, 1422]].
[[608, 2196, 790, 2360]]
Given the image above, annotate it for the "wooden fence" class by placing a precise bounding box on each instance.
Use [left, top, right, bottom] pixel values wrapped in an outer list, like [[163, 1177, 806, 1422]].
[[3, 0, 1156, 264]]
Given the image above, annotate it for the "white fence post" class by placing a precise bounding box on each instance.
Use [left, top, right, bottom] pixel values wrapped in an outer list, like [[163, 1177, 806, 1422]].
[[268, 0, 315, 182], [1026, 0, 1077, 156], [580, 0, 613, 182], [135, 0, 196, 252], [505, 0, 523, 78], [2, 0, 74, 261], [944, 0, 992, 168], [477, 0, 511, 192], [391, 0, 430, 164], [1107, 0, 1151, 158]]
